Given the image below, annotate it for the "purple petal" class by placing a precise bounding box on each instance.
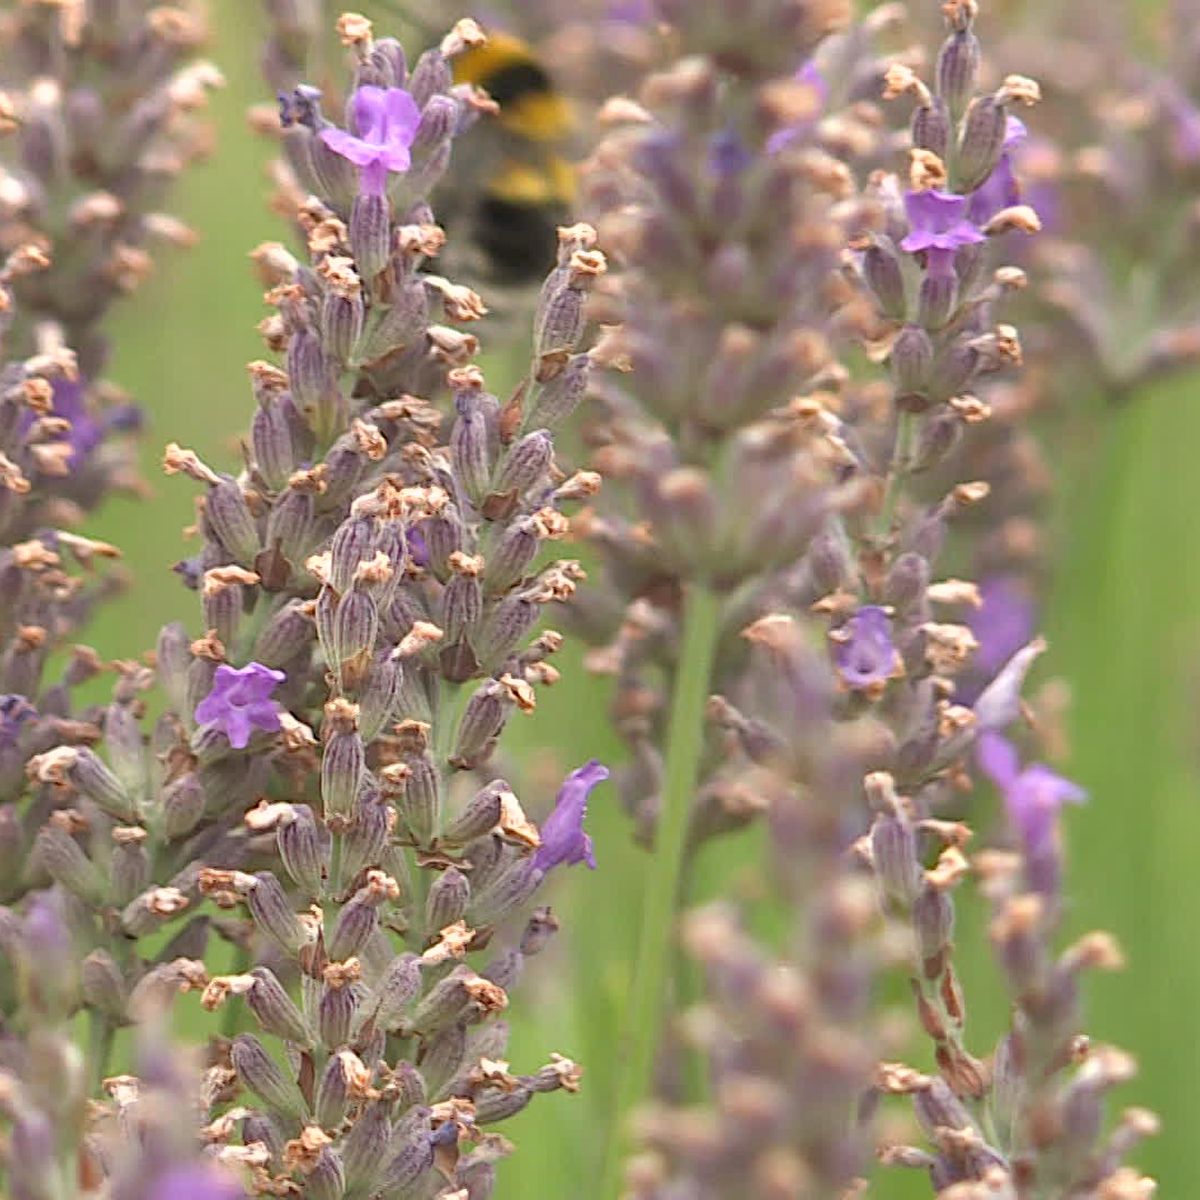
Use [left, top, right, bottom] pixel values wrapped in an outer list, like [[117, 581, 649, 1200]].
[[383, 86, 421, 143], [319, 127, 381, 167], [976, 731, 1020, 791], [533, 760, 609, 875], [352, 84, 389, 142], [834, 606, 895, 690], [150, 1164, 246, 1200], [223, 708, 253, 750]]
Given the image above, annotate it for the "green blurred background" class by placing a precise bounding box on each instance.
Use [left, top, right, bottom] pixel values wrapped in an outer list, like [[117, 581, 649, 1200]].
[[91, 1, 1200, 1194]]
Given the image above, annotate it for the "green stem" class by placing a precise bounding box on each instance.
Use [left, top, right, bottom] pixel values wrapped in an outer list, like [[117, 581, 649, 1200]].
[[877, 408, 918, 536], [598, 583, 722, 1199], [87, 1010, 115, 1096]]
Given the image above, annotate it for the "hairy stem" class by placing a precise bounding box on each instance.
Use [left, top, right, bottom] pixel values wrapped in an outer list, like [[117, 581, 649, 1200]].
[[600, 582, 722, 1198]]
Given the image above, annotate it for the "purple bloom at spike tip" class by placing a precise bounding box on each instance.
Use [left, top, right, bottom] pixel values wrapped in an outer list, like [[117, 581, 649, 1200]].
[[319, 85, 421, 196], [967, 116, 1028, 226], [407, 524, 429, 568], [194, 662, 286, 750], [834, 606, 896, 690], [766, 60, 827, 155], [150, 1164, 246, 1200], [977, 731, 1086, 859], [532, 760, 610, 875], [901, 188, 986, 276]]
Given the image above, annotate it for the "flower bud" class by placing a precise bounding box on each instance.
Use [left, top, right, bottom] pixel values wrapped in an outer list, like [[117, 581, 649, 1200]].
[[265, 489, 315, 569], [309, 132, 359, 209], [308, 1148, 347, 1200], [426, 867, 470, 932], [357, 653, 403, 741], [81, 949, 127, 1021], [492, 430, 553, 499], [330, 515, 378, 593], [450, 689, 505, 771], [379, 1106, 433, 1195], [912, 883, 955, 967], [370, 953, 422, 1032], [884, 552, 932, 617], [476, 596, 540, 668], [278, 804, 328, 896], [520, 907, 560, 958], [232, 1032, 309, 1120], [399, 752, 441, 847], [528, 353, 589, 430], [36, 825, 106, 907], [475, 1087, 533, 1124], [247, 871, 310, 955], [112, 837, 150, 907], [535, 283, 585, 358], [74, 746, 136, 821], [340, 1099, 391, 1193], [242, 1112, 286, 1166], [891, 325, 934, 406], [911, 98, 951, 159], [871, 814, 922, 907], [249, 966, 314, 1047], [339, 796, 390, 886], [329, 897, 379, 962], [451, 398, 494, 509], [206, 479, 260, 565], [315, 1052, 354, 1129], [332, 589, 380, 690], [936, 30, 980, 115], [862, 238, 907, 321], [918, 268, 957, 335], [252, 400, 299, 491], [322, 730, 365, 823], [319, 981, 358, 1049], [957, 95, 1006, 193], [409, 48, 451, 106], [322, 287, 365, 364], [157, 621, 192, 715], [350, 193, 391, 280], [441, 782, 506, 847], [417, 1025, 467, 1098]]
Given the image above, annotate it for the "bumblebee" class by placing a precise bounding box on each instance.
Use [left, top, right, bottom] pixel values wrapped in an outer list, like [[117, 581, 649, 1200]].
[[450, 30, 578, 282]]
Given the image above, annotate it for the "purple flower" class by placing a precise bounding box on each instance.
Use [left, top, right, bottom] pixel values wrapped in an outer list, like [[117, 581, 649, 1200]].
[[834, 605, 896, 690], [532, 760, 609, 875], [900, 189, 986, 276], [150, 1164, 246, 1200], [0, 694, 36, 749], [971, 574, 1036, 677], [967, 115, 1027, 226], [194, 662, 286, 749], [407, 524, 429, 568], [766, 60, 827, 155], [20, 376, 101, 466], [319, 85, 421, 196], [977, 731, 1086, 859]]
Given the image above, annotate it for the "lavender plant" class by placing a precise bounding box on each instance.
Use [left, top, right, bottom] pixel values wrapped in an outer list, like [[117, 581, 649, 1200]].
[[0, 11, 616, 1196]]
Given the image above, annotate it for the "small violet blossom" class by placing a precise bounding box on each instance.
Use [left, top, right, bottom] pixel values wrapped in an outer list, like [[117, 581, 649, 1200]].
[[977, 731, 1086, 859], [766, 60, 827, 155], [319, 85, 421, 196], [150, 1164, 246, 1200], [834, 605, 896, 690], [194, 662, 286, 750], [900, 188, 986, 276], [967, 115, 1027, 227], [0, 694, 36, 749], [19, 376, 139, 468], [532, 759, 610, 876]]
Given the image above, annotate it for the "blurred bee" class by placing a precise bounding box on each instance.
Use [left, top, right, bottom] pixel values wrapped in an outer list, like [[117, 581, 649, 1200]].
[[371, 2, 579, 283], [449, 30, 578, 283]]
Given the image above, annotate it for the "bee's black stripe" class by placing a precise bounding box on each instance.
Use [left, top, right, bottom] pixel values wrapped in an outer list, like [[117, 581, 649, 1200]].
[[483, 61, 553, 107]]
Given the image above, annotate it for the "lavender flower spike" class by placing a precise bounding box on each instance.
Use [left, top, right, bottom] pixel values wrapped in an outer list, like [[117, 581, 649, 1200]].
[[833, 606, 897, 691], [533, 760, 610, 875], [194, 662, 286, 749], [977, 732, 1086, 860], [319, 85, 421, 195]]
